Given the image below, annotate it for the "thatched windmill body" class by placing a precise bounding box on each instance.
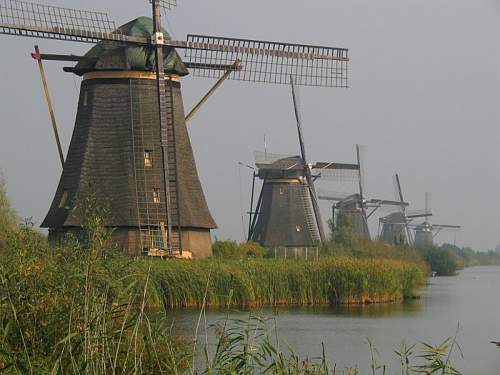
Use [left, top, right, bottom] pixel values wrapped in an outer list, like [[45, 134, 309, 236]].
[[248, 79, 358, 250], [0, 0, 349, 258]]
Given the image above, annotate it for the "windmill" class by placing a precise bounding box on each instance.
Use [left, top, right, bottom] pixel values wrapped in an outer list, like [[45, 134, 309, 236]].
[[319, 147, 408, 240], [378, 174, 432, 246], [0, 0, 349, 258], [410, 193, 460, 248], [247, 77, 359, 251]]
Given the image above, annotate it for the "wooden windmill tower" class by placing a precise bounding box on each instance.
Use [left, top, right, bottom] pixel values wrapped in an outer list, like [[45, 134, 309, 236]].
[[319, 147, 408, 241], [0, 0, 349, 258], [247, 78, 359, 251]]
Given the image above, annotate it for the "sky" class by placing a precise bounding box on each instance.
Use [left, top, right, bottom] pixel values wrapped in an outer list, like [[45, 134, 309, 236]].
[[1, 0, 500, 251]]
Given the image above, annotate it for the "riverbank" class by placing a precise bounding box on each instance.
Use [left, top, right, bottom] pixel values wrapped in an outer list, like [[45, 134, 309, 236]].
[[143, 257, 426, 308]]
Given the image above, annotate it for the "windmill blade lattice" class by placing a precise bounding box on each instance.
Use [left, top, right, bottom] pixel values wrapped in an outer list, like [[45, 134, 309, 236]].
[[316, 189, 353, 202], [406, 208, 432, 218], [185, 35, 348, 87], [150, 0, 177, 10], [0, 1, 349, 87], [0, 0, 133, 43], [312, 163, 359, 182], [432, 224, 461, 230]]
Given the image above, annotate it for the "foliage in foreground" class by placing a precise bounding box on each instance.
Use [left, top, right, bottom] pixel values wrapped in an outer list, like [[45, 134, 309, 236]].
[[0, 195, 189, 373], [0, 177, 459, 374], [200, 315, 463, 374]]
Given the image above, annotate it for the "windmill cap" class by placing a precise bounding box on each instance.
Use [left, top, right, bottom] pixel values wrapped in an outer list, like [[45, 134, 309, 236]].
[[70, 17, 189, 77]]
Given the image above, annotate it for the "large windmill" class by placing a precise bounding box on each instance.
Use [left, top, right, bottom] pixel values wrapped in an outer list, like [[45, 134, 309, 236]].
[[319, 147, 407, 240], [247, 78, 358, 251], [0, 0, 349, 258], [378, 174, 432, 246]]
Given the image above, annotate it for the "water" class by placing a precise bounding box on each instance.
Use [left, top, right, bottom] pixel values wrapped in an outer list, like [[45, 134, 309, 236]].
[[170, 266, 500, 374]]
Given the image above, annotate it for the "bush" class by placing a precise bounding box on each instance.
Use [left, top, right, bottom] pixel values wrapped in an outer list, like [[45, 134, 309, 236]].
[[0, 176, 18, 250], [237, 241, 265, 258], [212, 240, 240, 258], [421, 246, 458, 276], [212, 240, 265, 259], [329, 211, 356, 247]]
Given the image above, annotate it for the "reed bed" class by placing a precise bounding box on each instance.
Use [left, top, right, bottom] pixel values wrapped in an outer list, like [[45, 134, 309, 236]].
[[142, 257, 427, 309]]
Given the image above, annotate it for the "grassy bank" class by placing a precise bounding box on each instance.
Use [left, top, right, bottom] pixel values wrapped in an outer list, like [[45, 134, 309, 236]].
[[145, 257, 425, 308]]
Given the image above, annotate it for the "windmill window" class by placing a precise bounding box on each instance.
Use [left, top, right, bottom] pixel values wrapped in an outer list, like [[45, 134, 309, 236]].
[[58, 191, 69, 209], [295, 225, 301, 232], [279, 187, 284, 195], [82, 91, 88, 107], [144, 150, 153, 167], [153, 188, 161, 204]]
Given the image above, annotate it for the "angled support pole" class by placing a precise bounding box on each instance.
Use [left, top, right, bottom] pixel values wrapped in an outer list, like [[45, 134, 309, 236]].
[[31, 45, 65, 168], [433, 228, 443, 239], [248, 171, 256, 240], [248, 178, 265, 241], [185, 59, 241, 123], [367, 205, 381, 219]]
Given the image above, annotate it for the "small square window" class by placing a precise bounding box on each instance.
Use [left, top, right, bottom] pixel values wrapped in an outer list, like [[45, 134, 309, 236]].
[[153, 188, 161, 204], [83, 91, 88, 107], [144, 150, 153, 167]]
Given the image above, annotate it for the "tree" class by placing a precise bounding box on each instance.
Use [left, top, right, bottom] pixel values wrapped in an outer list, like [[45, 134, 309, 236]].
[[329, 210, 355, 247]]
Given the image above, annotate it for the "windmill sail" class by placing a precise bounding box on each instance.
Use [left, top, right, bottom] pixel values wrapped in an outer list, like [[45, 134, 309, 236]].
[[185, 35, 348, 87], [0, 0, 349, 87]]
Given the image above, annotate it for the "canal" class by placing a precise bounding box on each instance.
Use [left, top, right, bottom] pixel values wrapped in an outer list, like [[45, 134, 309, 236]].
[[170, 266, 500, 374]]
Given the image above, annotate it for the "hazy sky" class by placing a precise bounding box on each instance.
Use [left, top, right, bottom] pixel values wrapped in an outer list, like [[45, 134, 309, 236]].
[[1, 0, 499, 250]]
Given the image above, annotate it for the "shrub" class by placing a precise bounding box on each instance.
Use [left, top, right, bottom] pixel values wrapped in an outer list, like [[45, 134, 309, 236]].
[[237, 241, 265, 258], [329, 211, 356, 247], [0, 176, 18, 250], [212, 240, 240, 258], [421, 246, 458, 276], [212, 240, 265, 259]]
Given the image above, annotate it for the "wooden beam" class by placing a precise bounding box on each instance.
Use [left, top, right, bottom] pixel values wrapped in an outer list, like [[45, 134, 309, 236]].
[[31, 45, 65, 168]]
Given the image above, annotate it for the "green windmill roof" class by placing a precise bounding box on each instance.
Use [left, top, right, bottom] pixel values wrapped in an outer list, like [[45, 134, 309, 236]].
[[72, 16, 189, 76]]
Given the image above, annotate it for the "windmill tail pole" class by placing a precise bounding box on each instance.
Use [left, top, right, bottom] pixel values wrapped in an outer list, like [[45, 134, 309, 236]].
[[185, 59, 241, 123], [31, 45, 65, 168], [289, 75, 326, 245]]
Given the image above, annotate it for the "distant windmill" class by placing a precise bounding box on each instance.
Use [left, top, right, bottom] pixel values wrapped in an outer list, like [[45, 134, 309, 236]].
[[0, 0, 349, 258], [319, 146, 407, 240], [247, 77, 359, 250], [378, 174, 431, 246], [410, 193, 461, 248]]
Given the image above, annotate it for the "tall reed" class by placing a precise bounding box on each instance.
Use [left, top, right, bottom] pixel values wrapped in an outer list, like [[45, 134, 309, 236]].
[[145, 257, 426, 309]]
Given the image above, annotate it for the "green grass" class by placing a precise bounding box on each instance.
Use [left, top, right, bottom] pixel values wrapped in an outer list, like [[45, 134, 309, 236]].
[[144, 256, 426, 309]]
